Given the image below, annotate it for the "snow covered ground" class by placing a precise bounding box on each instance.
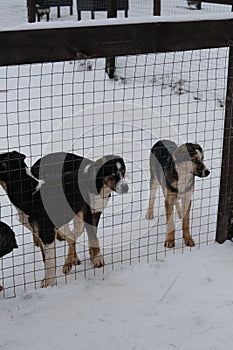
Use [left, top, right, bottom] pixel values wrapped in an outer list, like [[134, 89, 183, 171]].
[[1, 242, 233, 350], [0, 1, 233, 349]]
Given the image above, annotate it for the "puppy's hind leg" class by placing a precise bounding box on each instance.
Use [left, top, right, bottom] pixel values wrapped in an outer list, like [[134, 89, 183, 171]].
[[30, 223, 45, 262], [146, 176, 159, 220], [62, 213, 84, 274], [16, 208, 45, 254]]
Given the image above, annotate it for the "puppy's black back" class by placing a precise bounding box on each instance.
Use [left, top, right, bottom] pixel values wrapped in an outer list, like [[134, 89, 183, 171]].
[[31, 153, 92, 228], [151, 140, 177, 165], [37, 170, 87, 229], [0, 221, 18, 258], [150, 140, 178, 187], [150, 140, 177, 170], [32, 152, 91, 178]]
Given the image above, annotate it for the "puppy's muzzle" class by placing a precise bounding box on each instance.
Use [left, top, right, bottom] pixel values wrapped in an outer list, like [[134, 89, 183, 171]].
[[116, 180, 129, 194]]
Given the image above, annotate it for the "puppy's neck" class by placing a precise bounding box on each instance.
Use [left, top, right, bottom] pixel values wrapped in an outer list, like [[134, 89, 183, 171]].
[[88, 184, 112, 214], [174, 162, 194, 195]]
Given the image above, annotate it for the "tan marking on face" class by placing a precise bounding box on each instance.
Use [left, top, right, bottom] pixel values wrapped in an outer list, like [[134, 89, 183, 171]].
[[195, 149, 203, 161], [104, 176, 116, 190]]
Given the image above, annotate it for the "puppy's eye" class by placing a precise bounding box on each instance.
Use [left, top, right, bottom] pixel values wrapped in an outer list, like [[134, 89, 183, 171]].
[[192, 159, 199, 164]]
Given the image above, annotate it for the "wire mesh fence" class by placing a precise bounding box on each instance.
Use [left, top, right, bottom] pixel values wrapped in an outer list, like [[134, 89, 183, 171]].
[[0, 43, 228, 298]]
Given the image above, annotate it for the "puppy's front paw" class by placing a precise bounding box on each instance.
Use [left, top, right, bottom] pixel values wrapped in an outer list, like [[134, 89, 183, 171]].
[[164, 239, 175, 248], [41, 278, 56, 288], [63, 255, 81, 274], [89, 247, 105, 267], [73, 255, 81, 266], [184, 236, 195, 247], [145, 209, 154, 220], [63, 263, 72, 274]]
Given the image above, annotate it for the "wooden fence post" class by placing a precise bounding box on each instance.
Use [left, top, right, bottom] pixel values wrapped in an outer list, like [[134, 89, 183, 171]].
[[105, 0, 117, 79], [154, 0, 161, 16], [27, 0, 36, 23], [216, 45, 233, 243]]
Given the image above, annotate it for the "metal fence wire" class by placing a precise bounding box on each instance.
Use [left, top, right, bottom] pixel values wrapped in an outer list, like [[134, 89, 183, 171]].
[[0, 45, 228, 298]]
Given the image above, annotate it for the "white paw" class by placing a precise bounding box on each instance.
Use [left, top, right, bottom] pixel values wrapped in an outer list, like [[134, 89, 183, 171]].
[[41, 278, 56, 288]]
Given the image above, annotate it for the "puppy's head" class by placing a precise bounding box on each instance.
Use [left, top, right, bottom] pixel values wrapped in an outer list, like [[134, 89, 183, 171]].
[[0, 221, 18, 258], [173, 143, 210, 178], [94, 155, 129, 194], [0, 151, 27, 182]]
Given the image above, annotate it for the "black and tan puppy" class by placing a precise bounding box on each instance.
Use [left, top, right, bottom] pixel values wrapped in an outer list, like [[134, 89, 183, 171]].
[[31, 152, 129, 274], [0, 221, 18, 291], [0, 151, 128, 287], [146, 140, 210, 248]]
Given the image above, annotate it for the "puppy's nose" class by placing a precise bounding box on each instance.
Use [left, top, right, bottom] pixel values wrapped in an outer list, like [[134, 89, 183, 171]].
[[204, 169, 210, 177]]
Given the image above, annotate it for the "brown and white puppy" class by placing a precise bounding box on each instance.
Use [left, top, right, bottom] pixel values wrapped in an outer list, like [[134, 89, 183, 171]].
[[146, 140, 210, 248]]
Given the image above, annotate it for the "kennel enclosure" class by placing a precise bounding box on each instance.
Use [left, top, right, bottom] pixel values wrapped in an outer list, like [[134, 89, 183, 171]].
[[0, 14, 233, 297]]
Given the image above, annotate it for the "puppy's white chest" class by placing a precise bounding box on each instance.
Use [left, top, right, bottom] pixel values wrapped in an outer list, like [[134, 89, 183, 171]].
[[88, 187, 111, 213]]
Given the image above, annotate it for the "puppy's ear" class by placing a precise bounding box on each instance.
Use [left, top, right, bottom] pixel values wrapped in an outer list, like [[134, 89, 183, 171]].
[[186, 143, 203, 159], [173, 145, 191, 163], [12, 151, 26, 160]]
